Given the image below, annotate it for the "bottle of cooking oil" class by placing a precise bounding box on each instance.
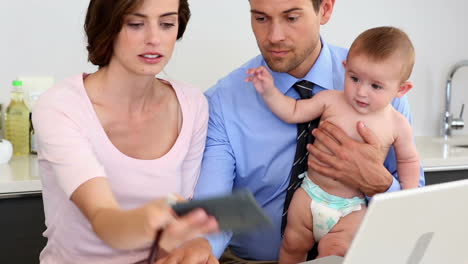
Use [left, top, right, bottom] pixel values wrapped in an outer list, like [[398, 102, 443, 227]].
[[0, 104, 4, 139], [29, 112, 37, 154], [5, 80, 30, 156]]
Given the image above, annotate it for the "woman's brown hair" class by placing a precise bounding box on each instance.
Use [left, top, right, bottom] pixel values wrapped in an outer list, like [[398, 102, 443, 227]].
[[84, 0, 191, 67]]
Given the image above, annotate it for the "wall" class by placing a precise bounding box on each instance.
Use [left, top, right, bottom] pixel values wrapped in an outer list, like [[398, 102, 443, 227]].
[[1, 0, 467, 136]]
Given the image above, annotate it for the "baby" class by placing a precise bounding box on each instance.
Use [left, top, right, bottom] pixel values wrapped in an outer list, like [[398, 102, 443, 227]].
[[246, 26, 420, 263]]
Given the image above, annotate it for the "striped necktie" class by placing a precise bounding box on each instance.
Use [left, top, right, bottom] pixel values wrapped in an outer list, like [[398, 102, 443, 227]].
[[281, 80, 320, 235]]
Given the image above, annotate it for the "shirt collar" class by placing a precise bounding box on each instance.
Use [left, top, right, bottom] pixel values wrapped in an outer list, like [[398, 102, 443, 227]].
[[263, 37, 335, 94]]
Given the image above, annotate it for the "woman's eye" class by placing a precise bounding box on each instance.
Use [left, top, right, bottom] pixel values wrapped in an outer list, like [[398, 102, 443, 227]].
[[128, 23, 143, 28], [161, 23, 176, 29]]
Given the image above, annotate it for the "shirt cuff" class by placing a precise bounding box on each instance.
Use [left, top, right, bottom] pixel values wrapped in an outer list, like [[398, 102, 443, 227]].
[[205, 231, 232, 258], [366, 176, 401, 201], [385, 176, 402, 193]]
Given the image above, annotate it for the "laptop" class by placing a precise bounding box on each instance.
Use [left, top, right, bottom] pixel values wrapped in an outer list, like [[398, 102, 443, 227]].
[[302, 179, 468, 264]]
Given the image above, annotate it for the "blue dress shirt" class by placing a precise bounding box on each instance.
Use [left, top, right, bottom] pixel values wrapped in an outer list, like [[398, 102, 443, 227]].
[[194, 40, 425, 261]]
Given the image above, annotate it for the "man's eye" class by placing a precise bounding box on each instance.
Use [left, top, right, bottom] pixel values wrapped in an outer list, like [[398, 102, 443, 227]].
[[287, 16, 299, 22], [255, 16, 267, 23]]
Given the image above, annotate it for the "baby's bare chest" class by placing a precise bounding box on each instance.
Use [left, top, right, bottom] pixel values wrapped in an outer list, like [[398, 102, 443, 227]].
[[321, 108, 396, 148]]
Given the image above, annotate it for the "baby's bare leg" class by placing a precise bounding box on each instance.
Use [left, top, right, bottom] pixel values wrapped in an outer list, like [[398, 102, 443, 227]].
[[317, 206, 367, 258], [279, 188, 315, 264]]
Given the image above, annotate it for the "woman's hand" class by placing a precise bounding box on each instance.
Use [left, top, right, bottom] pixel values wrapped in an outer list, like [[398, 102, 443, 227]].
[[143, 197, 219, 263], [142, 194, 218, 251], [155, 237, 218, 264], [158, 208, 219, 253]]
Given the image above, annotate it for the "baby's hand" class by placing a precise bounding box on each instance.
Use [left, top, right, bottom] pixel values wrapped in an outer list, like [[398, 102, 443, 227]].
[[245, 66, 275, 95]]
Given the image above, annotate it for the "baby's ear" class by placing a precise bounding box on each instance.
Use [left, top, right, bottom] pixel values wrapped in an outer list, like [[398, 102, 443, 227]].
[[396, 81, 413, 98], [342, 60, 347, 68]]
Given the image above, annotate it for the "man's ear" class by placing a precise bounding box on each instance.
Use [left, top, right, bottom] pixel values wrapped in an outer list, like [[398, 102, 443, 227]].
[[396, 81, 413, 98], [320, 0, 336, 25]]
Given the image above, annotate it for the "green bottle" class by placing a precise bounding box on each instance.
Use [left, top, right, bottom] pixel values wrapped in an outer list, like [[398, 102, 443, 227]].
[[5, 80, 30, 156]]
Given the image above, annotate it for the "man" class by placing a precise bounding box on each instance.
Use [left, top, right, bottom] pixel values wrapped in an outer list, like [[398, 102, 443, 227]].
[[194, 0, 425, 262]]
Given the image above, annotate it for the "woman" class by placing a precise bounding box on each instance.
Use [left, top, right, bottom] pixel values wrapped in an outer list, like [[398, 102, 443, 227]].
[[33, 0, 219, 263]]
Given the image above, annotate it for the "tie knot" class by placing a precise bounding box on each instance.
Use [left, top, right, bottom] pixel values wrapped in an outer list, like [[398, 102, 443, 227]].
[[293, 80, 314, 99]]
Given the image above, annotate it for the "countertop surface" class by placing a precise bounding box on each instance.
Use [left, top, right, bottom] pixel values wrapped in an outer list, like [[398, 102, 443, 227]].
[[0, 135, 467, 195], [415, 135, 468, 172], [0, 155, 41, 197]]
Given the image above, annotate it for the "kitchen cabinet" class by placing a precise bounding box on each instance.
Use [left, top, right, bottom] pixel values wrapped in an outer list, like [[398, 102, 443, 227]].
[[425, 170, 468, 185], [0, 194, 46, 263], [0, 155, 43, 263]]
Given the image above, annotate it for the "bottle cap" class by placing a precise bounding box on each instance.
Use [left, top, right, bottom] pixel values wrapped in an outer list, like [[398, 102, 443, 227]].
[[12, 80, 23, 86]]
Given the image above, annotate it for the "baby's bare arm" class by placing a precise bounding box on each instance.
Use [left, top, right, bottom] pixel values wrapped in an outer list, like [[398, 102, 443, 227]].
[[246, 66, 329, 123], [393, 114, 420, 189], [247, 66, 301, 122]]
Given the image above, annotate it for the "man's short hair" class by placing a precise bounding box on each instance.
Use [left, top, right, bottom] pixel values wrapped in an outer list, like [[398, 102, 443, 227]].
[[249, 0, 323, 13], [311, 0, 323, 13], [348, 26, 415, 81], [84, 0, 191, 67]]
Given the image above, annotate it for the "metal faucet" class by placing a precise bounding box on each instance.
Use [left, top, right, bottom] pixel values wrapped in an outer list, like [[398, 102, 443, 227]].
[[442, 60, 466, 138]]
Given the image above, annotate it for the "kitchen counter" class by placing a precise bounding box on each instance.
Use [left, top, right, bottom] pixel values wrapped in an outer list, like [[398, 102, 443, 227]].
[[0, 155, 46, 263], [0, 136, 467, 197], [0, 155, 41, 198], [415, 135, 468, 172]]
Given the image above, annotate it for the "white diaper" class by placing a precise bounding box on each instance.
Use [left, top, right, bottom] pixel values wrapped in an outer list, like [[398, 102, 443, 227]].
[[300, 173, 365, 241]]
